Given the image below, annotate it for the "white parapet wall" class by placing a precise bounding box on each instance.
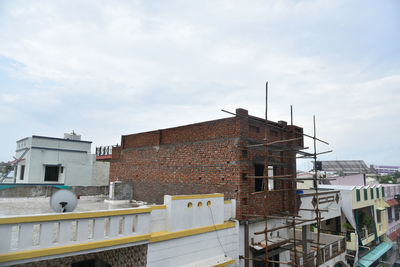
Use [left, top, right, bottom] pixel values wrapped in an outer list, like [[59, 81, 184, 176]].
[[148, 194, 238, 267], [0, 193, 238, 267]]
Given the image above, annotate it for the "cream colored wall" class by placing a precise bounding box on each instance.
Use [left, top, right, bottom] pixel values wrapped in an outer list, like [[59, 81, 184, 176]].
[[349, 186, 387, 247]]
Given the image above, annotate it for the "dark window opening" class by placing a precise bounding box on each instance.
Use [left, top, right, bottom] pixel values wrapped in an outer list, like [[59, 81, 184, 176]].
[[72, 258, 111, 267], [364, 189, 368, 200], [44, 166, 60, 182], [396, 205, 400, 221], [388, 207, 393, 223], [377, 210, 382, 224], [254, 164, 264, 192], [19, 165, 25, 180], [250, 125, 260, 133], [253, 248, 279, 267], [270, 129, 279, 137]]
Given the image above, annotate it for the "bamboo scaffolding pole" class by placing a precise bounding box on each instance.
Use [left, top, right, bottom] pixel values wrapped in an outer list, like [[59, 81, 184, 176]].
[[254, 219, 317, 234], [263, 81, 270, 264], [232, 83, 331, 267]]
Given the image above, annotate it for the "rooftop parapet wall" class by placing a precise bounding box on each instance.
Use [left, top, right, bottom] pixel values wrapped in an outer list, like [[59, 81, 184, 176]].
[[0, 193, 237, 267], [119, 109, 303, 150], [0, 185, 108, 198], [121, 117, 238, 149]]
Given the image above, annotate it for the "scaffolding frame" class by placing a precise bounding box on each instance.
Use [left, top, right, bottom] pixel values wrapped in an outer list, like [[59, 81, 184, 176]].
[[226, 82, 332, 267]]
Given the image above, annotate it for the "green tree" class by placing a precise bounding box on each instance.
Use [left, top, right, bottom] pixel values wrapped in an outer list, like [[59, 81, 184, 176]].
[[380, 174, 396, 184]]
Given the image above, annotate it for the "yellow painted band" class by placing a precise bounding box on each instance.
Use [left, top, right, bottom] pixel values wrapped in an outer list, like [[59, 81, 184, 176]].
[[150, 205, 167, 210], [0, 208, 152, 224], [224, 200, 232, 204], [0, 233, 151, 263], [150, 221, 236, 243], [213, 259, 236, 267], [171, 193, 224, 200]]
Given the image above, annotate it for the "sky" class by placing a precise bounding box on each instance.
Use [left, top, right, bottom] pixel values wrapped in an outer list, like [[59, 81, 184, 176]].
[[0, 0, 399, 171]]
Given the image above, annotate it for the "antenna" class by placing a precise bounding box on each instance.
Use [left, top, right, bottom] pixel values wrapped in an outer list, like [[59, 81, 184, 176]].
[[50, 189, 78, 213]]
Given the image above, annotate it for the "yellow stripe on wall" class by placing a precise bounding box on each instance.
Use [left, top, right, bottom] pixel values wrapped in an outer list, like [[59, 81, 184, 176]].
[[0, 234, 151, 263], [0, 208, 152, 224], [213, 259, 236, 267], [150, 221, 236, 243], [150, 205, 167, 210], [171, 193, 224, 200]]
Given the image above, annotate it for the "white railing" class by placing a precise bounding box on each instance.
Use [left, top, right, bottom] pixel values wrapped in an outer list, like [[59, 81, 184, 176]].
[[297, 237, 345, 265], [0, 208, 151, 255]]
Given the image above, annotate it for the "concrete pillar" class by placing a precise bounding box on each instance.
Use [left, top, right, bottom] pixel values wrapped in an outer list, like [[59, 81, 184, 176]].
[[302, 225, 311, 258]]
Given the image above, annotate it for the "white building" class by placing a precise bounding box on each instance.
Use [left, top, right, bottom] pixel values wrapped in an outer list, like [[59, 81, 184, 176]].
[[13, 134, 108, 186]]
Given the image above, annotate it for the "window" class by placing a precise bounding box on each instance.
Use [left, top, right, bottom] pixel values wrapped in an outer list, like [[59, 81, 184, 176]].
[[254, 165, 274, 192], [382, 187, 385, 197], [19, 165, 25, 180], [254, 164, 264, 192], [268, 166, 274, 190], [396, 205, 400, 221], [370, 188, 374, 199], [356, 189, 361, 202], [388, 207, 393, 222], [376, 188, 380, 198], [44, 166, 60, 182], [377, 210, 382, 224], [364, 189, 368, 200]]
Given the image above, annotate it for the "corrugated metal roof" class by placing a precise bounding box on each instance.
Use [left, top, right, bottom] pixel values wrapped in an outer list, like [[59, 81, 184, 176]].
[[358, 242, 393, 267], [316, 160, 370, 173]]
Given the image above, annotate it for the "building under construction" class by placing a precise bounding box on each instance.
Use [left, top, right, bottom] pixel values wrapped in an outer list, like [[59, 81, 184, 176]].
[[110, 83, 346, 266]]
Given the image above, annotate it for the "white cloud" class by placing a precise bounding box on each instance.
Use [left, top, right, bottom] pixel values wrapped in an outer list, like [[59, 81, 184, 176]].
[[0, 0, 399, 167]]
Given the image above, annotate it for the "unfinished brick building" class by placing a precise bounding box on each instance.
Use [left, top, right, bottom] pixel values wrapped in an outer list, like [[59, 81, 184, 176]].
[[110, 108, 304, 219]]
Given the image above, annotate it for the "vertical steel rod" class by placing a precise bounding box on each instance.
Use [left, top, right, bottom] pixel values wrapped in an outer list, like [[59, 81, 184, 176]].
[[264, 81, 269, 264], [291, 105, 293, 126], [314, 115, 321, 266]]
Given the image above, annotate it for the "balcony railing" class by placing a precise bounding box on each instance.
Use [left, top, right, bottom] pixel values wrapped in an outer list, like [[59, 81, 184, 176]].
[[0, 208, 151, 257], [291, 231, 346, 266], [96, 146, 114, 157], [346, 229, 376, 251]]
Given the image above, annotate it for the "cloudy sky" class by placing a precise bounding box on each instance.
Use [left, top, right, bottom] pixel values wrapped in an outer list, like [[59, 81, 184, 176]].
[[0, 0, 399, 170]]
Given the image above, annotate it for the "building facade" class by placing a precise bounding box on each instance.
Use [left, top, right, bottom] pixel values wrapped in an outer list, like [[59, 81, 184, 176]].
[[320, 185, 391, 266], [13, 134, 108, 186], [382, 184, 400, 242], [110, 108, 303, 219]]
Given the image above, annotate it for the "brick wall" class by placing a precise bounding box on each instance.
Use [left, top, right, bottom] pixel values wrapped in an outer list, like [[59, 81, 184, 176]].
[[110, 108, 303, 219]]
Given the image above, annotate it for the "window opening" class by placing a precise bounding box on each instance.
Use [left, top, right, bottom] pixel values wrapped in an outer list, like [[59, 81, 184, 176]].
[[20, 165, 25, 180], [44, 166, 60, 182], [254, 164, 264, 192]]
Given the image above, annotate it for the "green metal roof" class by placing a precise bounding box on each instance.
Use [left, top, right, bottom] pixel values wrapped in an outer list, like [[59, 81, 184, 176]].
[[358, 242, 393, 267]]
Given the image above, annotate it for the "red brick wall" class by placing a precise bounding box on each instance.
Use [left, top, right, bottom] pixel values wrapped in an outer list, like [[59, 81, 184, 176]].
[[110, 109, 303, 219]]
